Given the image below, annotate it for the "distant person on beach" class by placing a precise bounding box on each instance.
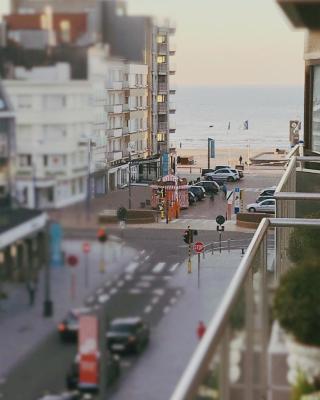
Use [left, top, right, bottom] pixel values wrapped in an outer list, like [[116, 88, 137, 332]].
[[239, 155, 243, 165], [180, 142, 182, 149]]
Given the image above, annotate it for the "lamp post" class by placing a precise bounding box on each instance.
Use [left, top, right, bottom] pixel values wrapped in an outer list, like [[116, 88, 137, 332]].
[[128, 151, 132, 210]]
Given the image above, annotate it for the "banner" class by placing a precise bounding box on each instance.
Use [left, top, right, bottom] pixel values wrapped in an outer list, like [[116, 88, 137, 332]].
[[162, 153, 169, 176], [79, 315, 99, 389], [49, 222, 63, 268], [209, 139, 215, 159]]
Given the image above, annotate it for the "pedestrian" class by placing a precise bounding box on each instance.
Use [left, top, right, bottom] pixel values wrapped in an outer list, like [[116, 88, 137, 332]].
[[197, 321, 206, 340], [239, 155, 243, 165], [180, 142, 182, 149], [222, 183, 227, 199], [26, 279, 36, 306]]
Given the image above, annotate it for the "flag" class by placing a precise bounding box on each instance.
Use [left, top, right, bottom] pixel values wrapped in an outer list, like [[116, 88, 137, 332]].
[[243, 120, 249, 130], [227, 122, 231, 130]]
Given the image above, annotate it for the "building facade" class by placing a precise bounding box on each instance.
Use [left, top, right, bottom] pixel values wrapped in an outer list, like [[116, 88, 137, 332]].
[[4, 64, 92, 209]]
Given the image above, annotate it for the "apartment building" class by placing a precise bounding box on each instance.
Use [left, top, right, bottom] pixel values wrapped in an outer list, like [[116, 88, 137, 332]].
[[11, 0, 97, 13], [0, 83, 16, 206], [89, 45, 148, 192], [4, 63, 92, 209]]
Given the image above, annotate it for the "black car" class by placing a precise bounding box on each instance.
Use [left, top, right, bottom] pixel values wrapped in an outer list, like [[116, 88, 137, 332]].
[[188, 186, 205, 201], [66, 351, 120, 392], [203, 175, 224, 187], [107, 317, 150, 354], [58, 308, 91, 342], [195, 181, 219, 194]]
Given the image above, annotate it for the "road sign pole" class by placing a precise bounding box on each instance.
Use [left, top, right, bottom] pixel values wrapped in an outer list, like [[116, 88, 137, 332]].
[[84, 252, 89, 288], [99, 243, 106, 273], [188, 226, 192, 274], [198, 253, 200, 289], [219, 232, 222, 253]]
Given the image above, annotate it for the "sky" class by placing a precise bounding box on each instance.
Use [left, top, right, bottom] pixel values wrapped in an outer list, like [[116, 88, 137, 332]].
[[0, 0, 305, 86]]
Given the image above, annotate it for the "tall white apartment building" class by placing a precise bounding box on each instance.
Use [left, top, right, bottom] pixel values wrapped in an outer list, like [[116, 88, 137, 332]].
[[151, 24, 176, 157], [4, 63, 92, 209], [89, 45, 148, 192]]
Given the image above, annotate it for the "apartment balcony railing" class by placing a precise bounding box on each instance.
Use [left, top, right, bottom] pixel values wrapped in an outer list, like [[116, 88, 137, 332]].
[[169, 43, 176, 56], [108, 81, 123, 91], [171, 150, 320, 400], [169, 102, 176, 114], [158, 43, 168, 55], [158, 82, 168, 93], [169, 64, 176, 75], [106, 127, 123, 138], [105, 104, 123, 114], [170, 87, 177, 95], [158, 122, 168, 132], [158, 63, 168, 75], [158, 103, 168, 114], [107, 151, 123, 162]]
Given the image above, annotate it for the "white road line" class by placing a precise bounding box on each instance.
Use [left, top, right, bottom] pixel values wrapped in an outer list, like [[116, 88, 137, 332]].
[[136, 281, 151, 288], [170, 297, 177, 305], [151, 297, 159, 305], [152, 262, 166, 273], [117, 280, 124, 287], [124, 274, 133, 281], [104, 281, 111, 288], [153, 288, 165, 296], [145, 255, 150, 261], [144, 305, 153, 314], [98, 294, 110, 303], [129, 288, 142, 295], [96, 288, 104, 295], [163, 306, 171, 314], [140, 250, 146, 255], [169, 263, 179, 273], [163, 275, 171, 280], [109, 288, 118, 295], [141, 275, 156, 281], [125, 262, 139, 274]]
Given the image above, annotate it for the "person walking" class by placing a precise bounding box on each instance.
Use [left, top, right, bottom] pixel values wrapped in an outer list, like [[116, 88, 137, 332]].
[[26, 279, 36, 306], [239, 155, 243, 165], [222, 183, 227, 199], [197, 321, 206, 340]]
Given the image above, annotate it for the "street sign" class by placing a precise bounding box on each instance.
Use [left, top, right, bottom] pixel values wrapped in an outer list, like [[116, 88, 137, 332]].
[[67, 254, 79, 268], [216, 215, 225, 226], [194, 241, 205, 254], [82, 242, 91, 254]]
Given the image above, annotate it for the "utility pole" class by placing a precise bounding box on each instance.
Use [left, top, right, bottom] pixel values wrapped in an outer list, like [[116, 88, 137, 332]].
[[188, 226, 192, 274], [128, 152, 132, 209], [43, 221, 53, 317]]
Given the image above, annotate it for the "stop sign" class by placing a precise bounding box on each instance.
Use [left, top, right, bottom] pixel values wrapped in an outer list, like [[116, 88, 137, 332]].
[[194, 241, 205, 254], [67, 255, 79, 267], [82, 242, 91, 254]]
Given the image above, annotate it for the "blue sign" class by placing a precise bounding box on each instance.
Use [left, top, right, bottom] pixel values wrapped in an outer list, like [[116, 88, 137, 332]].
[[234, 187, 240, 214], [162, 153, 169, 176], [49, 222, 63, 268], [209, 139, 215, 159]]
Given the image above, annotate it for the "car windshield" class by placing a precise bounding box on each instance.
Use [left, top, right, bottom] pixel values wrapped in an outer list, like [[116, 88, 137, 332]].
[[110, 323, 137, 333]]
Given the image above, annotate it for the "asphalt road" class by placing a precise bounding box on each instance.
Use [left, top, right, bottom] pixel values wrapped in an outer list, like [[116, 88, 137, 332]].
[[1, 228, 252, 400]]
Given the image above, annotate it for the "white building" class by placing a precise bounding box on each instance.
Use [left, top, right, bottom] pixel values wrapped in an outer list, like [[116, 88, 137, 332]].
[[4, 63, 92, 209], [89, 45, 148, 192]]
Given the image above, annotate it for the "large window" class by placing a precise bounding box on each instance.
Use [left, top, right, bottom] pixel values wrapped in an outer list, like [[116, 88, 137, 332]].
[[312, 65, 320, 152]]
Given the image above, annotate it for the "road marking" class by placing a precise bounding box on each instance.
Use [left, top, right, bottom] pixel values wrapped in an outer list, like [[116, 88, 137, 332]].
[[125, 262, 139, 274], [96, 288, 104, 295], [144, 305, 153, 314], [170, 297, 177, 305], [169, 263, 179, 272], [140, 250, 146, 255], [124, 274, 133, 281], [176, 289, 182, 296], [141, 275, 156, 281], [86, 296, 95, 304], [98, 294, 110, 303], [152, 262, 166, 273], [163, 275, 171, 281], [163, 306, 171, 314], [117, 280, 124, 287], [153, 288, 165, 296], [145, 255, 150, 261], [136, 281, 151, 288], [129, 288, 142, 295], [170, 219, 178, 223], [134, 254, 139, 260], [151, 297, 159, 305], [104, 281, 111, 288], [109, 288, 118, 295]]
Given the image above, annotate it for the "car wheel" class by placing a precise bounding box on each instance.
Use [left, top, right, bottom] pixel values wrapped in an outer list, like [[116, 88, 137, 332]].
[[227, 177, 233, 182], [249, 207, 256, 212]]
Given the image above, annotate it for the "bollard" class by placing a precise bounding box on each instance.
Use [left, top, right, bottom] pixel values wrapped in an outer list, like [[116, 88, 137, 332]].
[[228, 239, 231, 253], [241, 248, 245, 255]]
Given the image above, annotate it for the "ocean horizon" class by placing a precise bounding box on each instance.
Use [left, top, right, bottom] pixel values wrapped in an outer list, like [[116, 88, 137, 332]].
[[173, 85, 304, 150]]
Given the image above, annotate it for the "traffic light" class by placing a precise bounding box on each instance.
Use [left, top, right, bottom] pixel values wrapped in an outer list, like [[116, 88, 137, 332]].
[[97, 228, 107, 243], [183, 230, 190, 244]]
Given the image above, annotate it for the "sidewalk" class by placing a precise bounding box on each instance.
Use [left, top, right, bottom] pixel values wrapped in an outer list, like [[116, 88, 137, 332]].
[[0, 239, 138, 381]]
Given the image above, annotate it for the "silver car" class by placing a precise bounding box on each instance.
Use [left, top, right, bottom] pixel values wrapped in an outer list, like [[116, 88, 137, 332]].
[[205, 168, 238, 182], [246, 199, 276, 213]]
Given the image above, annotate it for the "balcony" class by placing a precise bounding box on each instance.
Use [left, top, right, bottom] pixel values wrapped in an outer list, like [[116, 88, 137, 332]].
[[277, 0, 320, 29], [171, 148, 320, 400], [169, 87, 176, 95], [169, 43, 176, 56], [158, 63, 168, 75], [158, 43, 168, 55], [169, 64, 176, 75], [107, 127, 123, 138], [158, 82, 168, 93], [158, 122, 168, 133], [105, 104, 123, 114], [107, 151, 123, 162], [158, 103, 167, 114], [169, 102, 176, 114], [108, 81, 123, 91]]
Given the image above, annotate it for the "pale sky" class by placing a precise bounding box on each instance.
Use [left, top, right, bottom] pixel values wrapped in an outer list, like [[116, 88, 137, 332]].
[[1, 0, 305, 86]]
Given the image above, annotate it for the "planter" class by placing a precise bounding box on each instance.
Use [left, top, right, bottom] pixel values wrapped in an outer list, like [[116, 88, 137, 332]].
[[286, 335, 320, 385]]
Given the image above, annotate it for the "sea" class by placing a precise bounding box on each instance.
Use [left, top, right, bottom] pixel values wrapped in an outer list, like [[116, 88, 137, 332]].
[[172, 86, 304, 150]]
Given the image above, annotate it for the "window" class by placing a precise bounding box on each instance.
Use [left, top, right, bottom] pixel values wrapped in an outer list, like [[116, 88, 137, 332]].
[[157, 95, 166, 103], [44, 95, 66, 110], [60, 20, 71, 43], [0, 134, 7, 158], [157, 55, 166, 64], [18, 96, 32, 109], [157, 35, 167, 44], [71, 180, 76, 195], [19, 154, 32, 167], [43, 155, 48, 167]]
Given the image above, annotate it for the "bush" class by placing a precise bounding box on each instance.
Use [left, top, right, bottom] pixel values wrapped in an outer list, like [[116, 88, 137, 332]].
[[273, 264, 320, 346], [292, 372, 317, 400]]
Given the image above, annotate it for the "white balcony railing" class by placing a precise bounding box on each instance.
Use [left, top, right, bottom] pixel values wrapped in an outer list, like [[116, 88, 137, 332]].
[[107, 128, 123, 138], [106, 104, 123, 114], [158, 43, 168, 55], [158, 122, 168, 132], [107, 151, 123, 162], [158, 103, 167, 114], [158, 82, 168, 93], [158, 63, 168, 74]]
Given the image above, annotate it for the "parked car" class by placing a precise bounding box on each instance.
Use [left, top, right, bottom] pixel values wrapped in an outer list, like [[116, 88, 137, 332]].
[[246, 198, 276, 213], [58, 308, 91, 342], [37, 392, 81, 400], [205, 168, 238, 182], [256, 186, 276, 201], [66, 351, 120, 391], [189, 185, 205, 201], [201, 168, 215, 176], [188, 191, 197, 205], [204, 176, 224, 186], [215, 165, 244, 179], [256, 195, 275, 203], [107, 317, 150, 354], [194, 180, 220, 194]]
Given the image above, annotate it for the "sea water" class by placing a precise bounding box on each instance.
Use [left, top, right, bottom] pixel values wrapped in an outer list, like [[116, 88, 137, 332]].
[[173, 85, 304, 149]]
